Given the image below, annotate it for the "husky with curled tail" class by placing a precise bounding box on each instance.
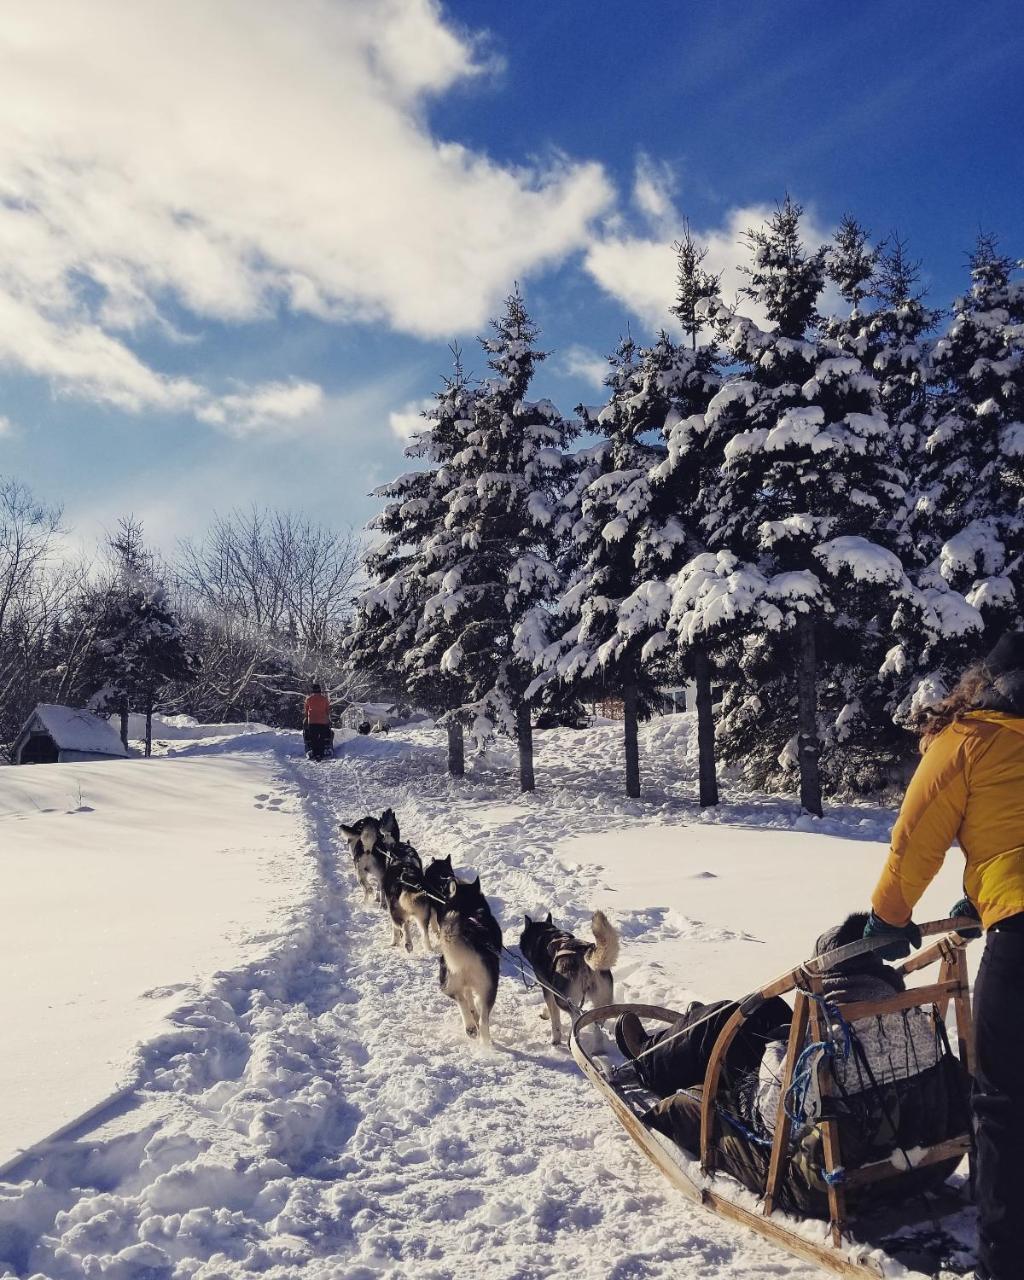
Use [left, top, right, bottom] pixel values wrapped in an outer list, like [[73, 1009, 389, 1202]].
[[438, 876, 502, 1049], [518, 910, 619, 1046], [339, 811, 390, 904]]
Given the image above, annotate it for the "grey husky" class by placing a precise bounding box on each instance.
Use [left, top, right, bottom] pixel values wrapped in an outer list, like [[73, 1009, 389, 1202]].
[[438, 876, 502, 1049], [518, 911, 619, 1046]]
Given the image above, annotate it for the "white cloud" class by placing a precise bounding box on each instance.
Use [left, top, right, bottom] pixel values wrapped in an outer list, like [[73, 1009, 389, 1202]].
[[0, 0, 613, 427], [195, 381, 326, 438], [388, 397, 435, 441], [0, 414, 14, 437], [584, 171, 832, 333], [631, 155, 678, 229], [559, 345, 610, 390]]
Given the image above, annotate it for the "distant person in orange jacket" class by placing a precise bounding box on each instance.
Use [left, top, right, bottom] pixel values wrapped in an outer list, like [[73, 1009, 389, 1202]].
[[863, 630, 1024, 1280], [303, 682, 333, 760]]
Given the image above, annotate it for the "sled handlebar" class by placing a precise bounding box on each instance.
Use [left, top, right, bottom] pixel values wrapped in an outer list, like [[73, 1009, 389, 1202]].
[[735, 916, 976, 1017]]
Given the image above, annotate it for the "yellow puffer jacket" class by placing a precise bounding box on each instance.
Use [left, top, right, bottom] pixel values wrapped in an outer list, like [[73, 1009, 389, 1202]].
[[872, 712, 1024, 930]]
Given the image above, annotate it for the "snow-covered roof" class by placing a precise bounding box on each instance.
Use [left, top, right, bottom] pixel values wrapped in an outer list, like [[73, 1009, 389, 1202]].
[[23, 705, 128, 757]]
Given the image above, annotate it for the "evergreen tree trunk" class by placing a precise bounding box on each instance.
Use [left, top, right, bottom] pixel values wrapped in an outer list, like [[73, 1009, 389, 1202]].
[[446, 720, 465, 778], [693, 647, 719, 807], [623, 681, 640, 798], [796, 615, 823, 817], [517, 701, 535, 792], [119, 694, 129, 751], [145, 696, 154, 759]]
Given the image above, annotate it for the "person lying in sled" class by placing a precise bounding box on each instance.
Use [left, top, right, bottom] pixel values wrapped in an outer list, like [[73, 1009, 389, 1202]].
[[614, 912, 969, 1217]]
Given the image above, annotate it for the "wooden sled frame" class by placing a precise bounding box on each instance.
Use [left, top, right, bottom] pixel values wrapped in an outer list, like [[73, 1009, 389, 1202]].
[[570, 918, 978, 1279]]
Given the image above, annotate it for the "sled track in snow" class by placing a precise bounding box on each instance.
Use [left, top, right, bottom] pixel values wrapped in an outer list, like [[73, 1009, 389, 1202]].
[[1, 745, 820, 1279]]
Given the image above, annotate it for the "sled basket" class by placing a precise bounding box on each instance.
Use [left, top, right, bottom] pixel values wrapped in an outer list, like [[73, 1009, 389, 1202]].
[[570, 917, 980, 1279]]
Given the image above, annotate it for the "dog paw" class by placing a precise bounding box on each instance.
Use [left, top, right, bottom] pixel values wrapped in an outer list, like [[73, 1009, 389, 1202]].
[[539, 1009, 550, 1020]]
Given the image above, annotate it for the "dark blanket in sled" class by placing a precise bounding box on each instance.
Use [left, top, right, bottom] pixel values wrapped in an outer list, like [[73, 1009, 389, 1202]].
[[645, 1052, 971, 1219], [303, 724, 334, 758]]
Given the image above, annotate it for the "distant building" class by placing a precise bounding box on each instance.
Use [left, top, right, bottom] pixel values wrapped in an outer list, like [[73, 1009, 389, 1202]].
[[12, 705, 129, 765], [339, 702, 429, 731]]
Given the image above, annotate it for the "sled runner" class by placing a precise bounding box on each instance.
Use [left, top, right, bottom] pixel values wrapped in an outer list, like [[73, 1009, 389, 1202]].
[[570, 918, 979, 1279]]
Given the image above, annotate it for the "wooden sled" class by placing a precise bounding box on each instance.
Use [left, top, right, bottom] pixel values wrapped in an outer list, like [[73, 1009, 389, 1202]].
[[570, 918, 979, 1279]]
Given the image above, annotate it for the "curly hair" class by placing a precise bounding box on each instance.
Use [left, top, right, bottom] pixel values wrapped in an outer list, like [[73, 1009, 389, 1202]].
[[917, 665, 992, 751]]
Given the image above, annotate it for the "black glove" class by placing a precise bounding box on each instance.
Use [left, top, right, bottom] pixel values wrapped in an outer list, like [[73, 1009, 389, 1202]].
[[949, 896, 982, 939], [863, 910, 922, 961]]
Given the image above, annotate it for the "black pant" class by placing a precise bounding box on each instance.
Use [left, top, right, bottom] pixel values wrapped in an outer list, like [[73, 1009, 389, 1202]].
[[634, 997, 792, 1097], [974, 918, 1024, 1280]]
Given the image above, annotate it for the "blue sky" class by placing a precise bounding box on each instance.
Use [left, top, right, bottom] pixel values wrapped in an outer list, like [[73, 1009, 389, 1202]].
[[1, 0, 1021, 555]]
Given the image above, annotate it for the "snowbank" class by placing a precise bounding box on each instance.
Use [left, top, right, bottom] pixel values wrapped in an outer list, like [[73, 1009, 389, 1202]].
[[0, 750, 313, 1170], [126, 711, 272, 744]]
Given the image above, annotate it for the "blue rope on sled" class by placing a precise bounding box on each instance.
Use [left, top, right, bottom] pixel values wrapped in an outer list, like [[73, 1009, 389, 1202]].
[[783, 991, 854, 1126]]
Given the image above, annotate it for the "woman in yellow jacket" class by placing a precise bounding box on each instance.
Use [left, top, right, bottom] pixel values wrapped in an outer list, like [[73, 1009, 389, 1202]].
[[865, 631, 1024, 1280]]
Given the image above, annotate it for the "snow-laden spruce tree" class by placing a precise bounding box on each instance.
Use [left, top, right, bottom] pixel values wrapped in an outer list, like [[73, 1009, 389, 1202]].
[[527, 227, 726, 802], [599, 231, 725, 804], [825, 223, 939, 549], [347, 351, 476, 775], [813, 219, 918, 786], [525, 334, 656, 797], [424, 289, 572, 791], [871, 235, 942, 487], [527, 326, 714, 798], [916, 234, 1024, 644], [867, 235, 1024, 738], [824, 224, 973, 779], [80, 519, 199, 755], [682, 198, 913, 812]]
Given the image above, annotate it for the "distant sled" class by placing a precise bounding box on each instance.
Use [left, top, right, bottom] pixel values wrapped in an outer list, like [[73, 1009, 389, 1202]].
[[303, 724, 335, 761], [571, 918, 980, 1279]]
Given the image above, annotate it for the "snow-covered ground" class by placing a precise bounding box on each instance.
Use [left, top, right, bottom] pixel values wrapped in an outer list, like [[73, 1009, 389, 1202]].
[[0, 735, 314, 1171], [0, 714, 976, 1278]]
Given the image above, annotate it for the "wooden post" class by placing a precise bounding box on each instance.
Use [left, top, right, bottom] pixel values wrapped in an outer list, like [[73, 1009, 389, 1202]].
[[806, 975, 848, 1248], [952, 946, 976, 1077], [935, 954, 955, 1024], [952, 946, 977, 1194], [517, 701, 535, 792], [693, 647, 719, 807], [763, 992, 811, 1216], [795, 615, 822, 817], [623, 681, 640, 798]]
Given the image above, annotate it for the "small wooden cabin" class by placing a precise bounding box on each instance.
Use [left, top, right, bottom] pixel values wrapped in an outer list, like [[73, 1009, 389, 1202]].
[[13, 705, 128, 765]]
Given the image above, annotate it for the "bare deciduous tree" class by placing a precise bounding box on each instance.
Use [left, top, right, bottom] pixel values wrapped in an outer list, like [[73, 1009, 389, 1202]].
[[177, 508, 361, 648], [0, 479, 79, 754]]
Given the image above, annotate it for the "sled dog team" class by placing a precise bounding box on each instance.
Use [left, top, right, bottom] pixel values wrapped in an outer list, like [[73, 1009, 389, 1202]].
[[340, 807, 619, 1049]]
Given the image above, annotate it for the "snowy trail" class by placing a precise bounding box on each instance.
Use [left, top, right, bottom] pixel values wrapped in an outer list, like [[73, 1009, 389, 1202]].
[[0, 727, 829, 1279]]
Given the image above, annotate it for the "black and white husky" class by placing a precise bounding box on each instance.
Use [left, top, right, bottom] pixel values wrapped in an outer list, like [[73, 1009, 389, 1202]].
[[339, 811, 390, 904], [519, 911, 619, 1046], [438, 876, 502, 1049], [382, 839, 434, 952]]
